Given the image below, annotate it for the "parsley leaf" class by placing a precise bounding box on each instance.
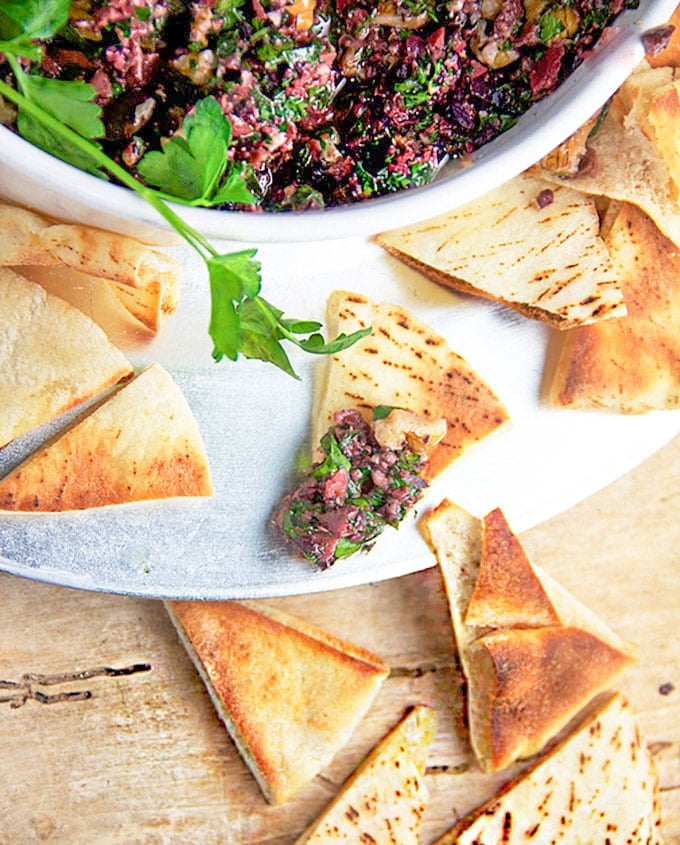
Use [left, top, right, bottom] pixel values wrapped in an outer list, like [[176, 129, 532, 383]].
[[373, 405, 400, 420], [207, 249, 262, 361], [235, 297, 372, 378], [538, 12, 565, 43], [313, 432, 352, 477], [10, 63, 105, 175], [137, 96, 255, 206], [0, 0, 70, 60]]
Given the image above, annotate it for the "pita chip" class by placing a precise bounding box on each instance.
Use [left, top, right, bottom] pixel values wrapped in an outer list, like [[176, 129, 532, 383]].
[[615, 64, 680, 196], [434, 692, 664, 844], [165, 600, 389, 805], [535, 67, 680, 248], [375, 172, 625, 328], [0, 267, 133, 449], [464, 507, 560, 629], [294, 705, 437, 843], [420, 501, 635, 772], [0, 363, 212, 510], [313, 291, 509, 481], [550, 201, 680, 412], [0, 202, 181, 331]]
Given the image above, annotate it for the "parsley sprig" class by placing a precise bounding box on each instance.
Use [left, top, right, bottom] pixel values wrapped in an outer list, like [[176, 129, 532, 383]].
[[0, 0, 370, 377]]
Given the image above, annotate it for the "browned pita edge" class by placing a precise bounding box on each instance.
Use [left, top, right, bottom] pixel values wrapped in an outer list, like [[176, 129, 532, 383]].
[[314, 290, 509, 482], [468, 626, 635, 772], [0, 267, 134, 449], [465, 508, 560, 628], [433, 692, 664, 845], [0, 363, 213, 511], [419, 499, 635, 773], [294, 704, 437, 844], [0, 201, 181, 332], [550, 201, 680, 412], [165, 599, 389, 806], [374, 246, 585, 330], [374, 173, 625, 330]]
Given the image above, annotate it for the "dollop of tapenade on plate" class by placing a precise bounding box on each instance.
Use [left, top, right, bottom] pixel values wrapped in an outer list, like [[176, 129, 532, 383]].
[[275, 407, 445, 568]]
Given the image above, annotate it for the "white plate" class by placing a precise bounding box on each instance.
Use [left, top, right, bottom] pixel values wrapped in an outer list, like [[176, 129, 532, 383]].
[[1, 238, 679, 599], [0, 0, 677, 243]]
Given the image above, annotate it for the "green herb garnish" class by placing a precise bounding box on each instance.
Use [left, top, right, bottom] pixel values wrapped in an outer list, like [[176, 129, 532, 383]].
[[136, 96, 255, 207], [538, 12, 566, 43], [0, 1, 370, 378]]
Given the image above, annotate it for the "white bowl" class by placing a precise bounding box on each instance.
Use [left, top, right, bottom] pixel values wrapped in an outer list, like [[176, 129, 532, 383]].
[[0, 0, 676, 244]]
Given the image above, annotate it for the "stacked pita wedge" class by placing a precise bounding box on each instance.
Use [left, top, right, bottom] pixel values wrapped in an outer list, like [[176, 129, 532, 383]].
[[420, 502, 635, 772], [434, 692, 664, 844], [550, 201, 680, 412], [375, 172, 626, 329], [165, 600, 389, 805], [0, 363, 212, 510], [0, 268, 133, 449], [294, 705, 437, 843], [535, 63, 680, 249], [313, 291, 509, 481], [0, 202, 181, 332]]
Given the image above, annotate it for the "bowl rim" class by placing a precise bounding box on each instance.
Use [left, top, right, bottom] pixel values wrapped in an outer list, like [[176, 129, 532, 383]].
[[0, 0, 676, 244]]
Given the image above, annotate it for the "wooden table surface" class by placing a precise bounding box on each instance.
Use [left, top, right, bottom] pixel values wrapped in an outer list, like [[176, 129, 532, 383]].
[[1, 432, 679, 845]]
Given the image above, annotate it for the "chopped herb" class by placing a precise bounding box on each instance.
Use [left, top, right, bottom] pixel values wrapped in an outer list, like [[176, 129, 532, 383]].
[[275, 409, 428, 568], [539, 12, 566, 43]]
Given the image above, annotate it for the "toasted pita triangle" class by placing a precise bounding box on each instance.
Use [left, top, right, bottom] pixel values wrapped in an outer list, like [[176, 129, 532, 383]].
[[420, 499, 635, 772], [16, 264, 157, 341], [0, 202, 180, 325], [534, 103, 680, 249], [294, 705, 437, 843], [375, 172, 625, 328], [550, 201, 680, 411], [165, 600, 389, 805], [313, 291, 509, 481], [0, 363, 212, 510], [465, 508, 560, 628], [0, 268, 133, 449], [613, 63, 680, 197], [434, 692, 664, 844], [468, 627, 634, 770]]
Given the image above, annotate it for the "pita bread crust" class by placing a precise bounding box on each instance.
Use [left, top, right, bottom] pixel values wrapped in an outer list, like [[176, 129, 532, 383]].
[[375, 172, 625, 328], [0, 268, 133, 448], [0, 202, 180, 319], [465, 508, 560, 628], [0, 363, 212, 510], [534, 106, 680, 249], [166, 600, 389, 805], [471, 626, 635, 771], [434, 693, 664, 844], [420, 500, 635, 772], [294, 705, 437, 843], [314, 291, 508, 481], [550, 202, 680, 412]]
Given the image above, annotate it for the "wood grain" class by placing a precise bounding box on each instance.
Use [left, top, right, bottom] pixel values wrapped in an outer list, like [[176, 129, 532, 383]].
[[0, 432, 679, 845]]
